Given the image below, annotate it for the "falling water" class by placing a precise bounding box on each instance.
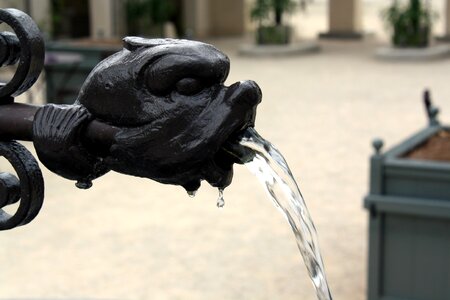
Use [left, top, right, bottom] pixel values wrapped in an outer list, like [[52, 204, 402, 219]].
[[230, 127, 332, 300], [217, 188, 225, 208]]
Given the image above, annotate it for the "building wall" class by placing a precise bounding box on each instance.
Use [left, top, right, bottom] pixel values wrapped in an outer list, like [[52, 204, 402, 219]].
[[89, 0, 114, 39], [182, 0, 247, 39], [90, 0, 126, 39], [328, 0, 362, 33], [209, 0, 245, 36], [0, 0, 51, 36], [193, 0, 211, 38], [30, 0, 51, 35], [0, 0, 25, 10]]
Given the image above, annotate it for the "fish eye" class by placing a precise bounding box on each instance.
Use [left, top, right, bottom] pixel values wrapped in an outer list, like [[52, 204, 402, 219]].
[[175, 78, 204, 96]]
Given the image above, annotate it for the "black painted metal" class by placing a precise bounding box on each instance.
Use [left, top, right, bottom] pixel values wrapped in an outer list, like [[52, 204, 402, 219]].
[[0, 8, 44, 99], [0, 8, 261, 230], [424, 89, 440, 126], [0, 141, 44, 230]]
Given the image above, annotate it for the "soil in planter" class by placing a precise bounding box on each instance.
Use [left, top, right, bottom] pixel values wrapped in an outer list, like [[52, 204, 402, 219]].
[[404, 130, 450, 162]]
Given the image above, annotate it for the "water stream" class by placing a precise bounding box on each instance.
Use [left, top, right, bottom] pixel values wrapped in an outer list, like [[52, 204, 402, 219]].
[[233, 128, 333, 300]]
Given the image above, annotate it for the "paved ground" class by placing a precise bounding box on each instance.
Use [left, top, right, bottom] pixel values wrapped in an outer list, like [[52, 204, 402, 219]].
[[2, 2, 450, 300]]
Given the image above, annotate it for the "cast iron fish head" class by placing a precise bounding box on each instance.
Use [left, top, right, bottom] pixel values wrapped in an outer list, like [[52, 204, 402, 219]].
[[76, 37, 262, 192]]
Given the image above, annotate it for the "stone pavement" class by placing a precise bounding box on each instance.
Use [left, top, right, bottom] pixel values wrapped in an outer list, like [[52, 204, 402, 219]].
[[3, 3, 450, 299], [2, 38, 450, 300]]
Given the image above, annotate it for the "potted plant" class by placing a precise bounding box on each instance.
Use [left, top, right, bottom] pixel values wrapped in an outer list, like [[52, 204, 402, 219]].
[[382, 0, 436, 48], [365, 91, 450, 300], [251, 0, 298, 45]]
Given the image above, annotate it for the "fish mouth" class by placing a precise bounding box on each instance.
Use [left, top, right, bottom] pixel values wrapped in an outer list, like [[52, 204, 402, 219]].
[[218, 80, 262, 139], [161, 80, 262, 192], [220, 129, 257, 165], [201, 80, 262, 189], [221, 80, 262, 151]]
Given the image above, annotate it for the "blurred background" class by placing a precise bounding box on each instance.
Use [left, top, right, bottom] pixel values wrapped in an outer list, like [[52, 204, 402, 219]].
[[1, 0, 450, 299]]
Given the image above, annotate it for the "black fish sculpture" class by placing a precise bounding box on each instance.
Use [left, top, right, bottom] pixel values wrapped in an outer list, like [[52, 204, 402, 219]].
[[32, 37, 262, 192], [0, 8, 263, 230]]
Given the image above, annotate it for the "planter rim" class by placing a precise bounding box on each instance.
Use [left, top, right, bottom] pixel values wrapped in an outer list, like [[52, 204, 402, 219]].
[[385, 158, 450, 173], [365, 194, 450, 219]]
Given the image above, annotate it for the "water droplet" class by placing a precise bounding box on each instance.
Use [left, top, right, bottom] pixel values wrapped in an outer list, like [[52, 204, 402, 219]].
[[217, 188, 225, 208], [76, 179, 92, 189], [187, 190, 197, 198]]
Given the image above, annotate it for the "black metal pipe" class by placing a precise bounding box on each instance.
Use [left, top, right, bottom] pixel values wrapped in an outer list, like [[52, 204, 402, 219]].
[[0, 103, 119, 154]]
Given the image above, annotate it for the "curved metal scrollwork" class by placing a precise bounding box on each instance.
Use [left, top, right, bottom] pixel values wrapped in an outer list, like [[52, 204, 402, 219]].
[[0, 8, 45, 230], [0, 8, 44, 99], [0, 141, 44, 230]]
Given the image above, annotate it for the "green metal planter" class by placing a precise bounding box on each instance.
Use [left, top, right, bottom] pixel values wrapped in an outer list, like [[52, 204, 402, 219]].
[[365, 95, 450, 300], [45, 40, 121, 104]]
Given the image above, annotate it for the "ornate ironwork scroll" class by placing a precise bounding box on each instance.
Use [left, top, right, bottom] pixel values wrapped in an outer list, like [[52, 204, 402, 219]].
[[0, 8, 44, 230], [0, 141, 43, 230]]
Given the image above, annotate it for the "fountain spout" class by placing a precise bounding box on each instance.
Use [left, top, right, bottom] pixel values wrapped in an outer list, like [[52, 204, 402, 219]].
[[0, 8, 261, 230]]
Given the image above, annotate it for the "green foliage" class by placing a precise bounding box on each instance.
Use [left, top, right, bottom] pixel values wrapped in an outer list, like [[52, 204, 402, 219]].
[[251, 0, 303, 26], [125, 0, 175, 36], [257, 25, 291, 44], [251, 0, 271, 24], [251, 0, 311, 44], [50, 0, 66, 38], [382, 0, 437, 47]]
